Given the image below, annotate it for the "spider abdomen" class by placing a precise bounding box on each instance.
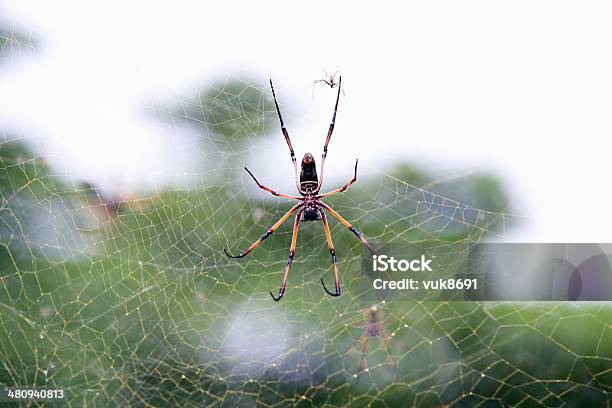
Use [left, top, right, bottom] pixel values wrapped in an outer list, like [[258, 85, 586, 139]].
[[300, 153, 319, 193], [302, 206, 321, 221]]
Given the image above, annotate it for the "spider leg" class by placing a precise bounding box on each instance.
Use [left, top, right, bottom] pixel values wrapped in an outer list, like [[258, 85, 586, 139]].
[[270, 79, 303, 194], [316, 159, 358, 199], [320, 202, 376, 254], [316, 76, 342, 193], [312, 79, 329, 86], [356, 334, 370, 382], [270, 211, 302, 301], [244, 167, 302, 200], [224, 203, 301, 258], [320, 212, 341, 297], [380, 329, 397, 374]]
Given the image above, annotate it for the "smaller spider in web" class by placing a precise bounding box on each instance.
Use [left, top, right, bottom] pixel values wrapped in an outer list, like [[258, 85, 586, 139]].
[[224, 76, 375, 301], [312, 70, 346, 97], [347, 305, 396, 381]]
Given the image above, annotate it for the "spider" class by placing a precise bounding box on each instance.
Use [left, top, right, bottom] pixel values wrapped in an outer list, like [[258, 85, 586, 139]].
[[224, 76, 375, 301], [348, 305, 396, 381], [312, 70, 345, 96]]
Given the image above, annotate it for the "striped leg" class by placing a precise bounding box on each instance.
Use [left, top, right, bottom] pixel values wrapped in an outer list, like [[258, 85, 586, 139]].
[[270, 211, 302, 302], [320, 212, 341, 297], [269, 79, 302, 194], [224, 203, 301, 258], [317, 76, 342, 193], [320, 202, 376, 254], [316, 159, 358, 199], [244, 167, 302, 200]]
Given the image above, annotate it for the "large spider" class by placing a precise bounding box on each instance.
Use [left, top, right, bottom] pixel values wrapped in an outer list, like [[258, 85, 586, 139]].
[[224, 77, 375, 301]]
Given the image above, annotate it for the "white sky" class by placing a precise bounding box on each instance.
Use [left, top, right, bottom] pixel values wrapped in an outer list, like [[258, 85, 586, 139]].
[[1, 1, 612, 241]]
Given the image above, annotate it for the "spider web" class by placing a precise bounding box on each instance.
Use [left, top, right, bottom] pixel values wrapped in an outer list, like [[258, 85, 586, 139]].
[[1, 56, 611, 406]]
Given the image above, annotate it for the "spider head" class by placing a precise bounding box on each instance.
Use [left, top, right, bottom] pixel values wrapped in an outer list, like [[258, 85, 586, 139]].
[[302, 153, 315, 164], [300, 153, 318, 192]]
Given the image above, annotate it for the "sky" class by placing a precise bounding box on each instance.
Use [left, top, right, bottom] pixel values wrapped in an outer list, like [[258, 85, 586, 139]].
[[1, 1, 612, 241]]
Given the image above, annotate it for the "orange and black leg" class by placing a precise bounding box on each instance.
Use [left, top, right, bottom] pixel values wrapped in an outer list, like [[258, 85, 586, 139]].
[[269, 79, 302, 193], [320, 212, 341, 297], [244, 167, 302, 200], [317, 76, 342, 191], [224, 203, 301, 258], [317, 159, 358, 199], [270, 211, 302, 301], [320, 202, 376, 254]]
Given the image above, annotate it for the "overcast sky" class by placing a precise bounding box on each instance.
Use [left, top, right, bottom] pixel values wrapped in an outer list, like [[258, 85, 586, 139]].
[[1, 1, 611, 241]]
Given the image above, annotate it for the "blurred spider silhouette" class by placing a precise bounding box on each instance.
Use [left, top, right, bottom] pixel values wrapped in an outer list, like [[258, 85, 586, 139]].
[[224, 77, 375, 301], [347, 305, 396, 381]]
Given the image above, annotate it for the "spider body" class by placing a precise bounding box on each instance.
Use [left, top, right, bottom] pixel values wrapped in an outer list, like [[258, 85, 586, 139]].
[[366, 307, 383, 337], [224, 76, 375, 301], [299, 153, 319, 194]]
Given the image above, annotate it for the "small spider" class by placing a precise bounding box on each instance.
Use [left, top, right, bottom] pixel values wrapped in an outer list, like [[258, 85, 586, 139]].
[[312, 70, 346, 97], [349, 305, 396, 380], [224, 76, 375, 301]]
